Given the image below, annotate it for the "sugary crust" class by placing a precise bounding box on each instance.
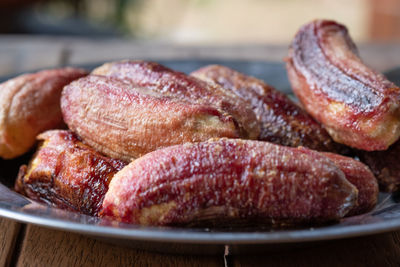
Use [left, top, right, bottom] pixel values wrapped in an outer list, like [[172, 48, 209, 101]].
[[191, 64, 339, 152], [61, 75, 240, 161], [101, 139, 357, 226], [287, 20, 400, 151], [92, 60, 260, 139]]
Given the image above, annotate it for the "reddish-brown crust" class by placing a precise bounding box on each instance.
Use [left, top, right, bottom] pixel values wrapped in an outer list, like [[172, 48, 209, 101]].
[[358, 140, 400, 192], [287, 20, 400, 151], [92, 60, 260, 139], [15, 130, 126, 216], [191, 64, 339, 152], [0, 68, 87, 159], [101, 139, 357, 226], [319, 151, 378, 215], [61, 75, 241, 161]]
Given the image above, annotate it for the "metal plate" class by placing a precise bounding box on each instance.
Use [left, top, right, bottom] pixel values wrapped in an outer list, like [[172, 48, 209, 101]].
[[0, 60, 400, 255]]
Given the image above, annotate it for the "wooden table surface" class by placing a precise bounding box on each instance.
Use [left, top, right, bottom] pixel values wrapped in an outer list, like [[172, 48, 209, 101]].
[[1, 35, 400, 267]]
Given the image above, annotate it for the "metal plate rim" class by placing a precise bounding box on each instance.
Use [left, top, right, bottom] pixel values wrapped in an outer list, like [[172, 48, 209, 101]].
[[1, 205, 400, 244]]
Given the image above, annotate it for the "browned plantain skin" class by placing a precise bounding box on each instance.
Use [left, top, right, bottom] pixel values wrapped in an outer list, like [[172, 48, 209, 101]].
[[92, 60, 260, 139], [318, 151, 378, 215], [101, 139, 357, 226], [286, 20, 400, 151], [61, 75, 241, 161], [15, 130, 126, 216], [0, 68, 87, 159], [358, 141, 400, 192], [191, 65, 338, 152]]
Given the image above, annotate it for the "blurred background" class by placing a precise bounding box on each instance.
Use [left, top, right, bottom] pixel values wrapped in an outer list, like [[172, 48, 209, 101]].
[[1, 0, 400, 43], [0, 0, 400, 78]]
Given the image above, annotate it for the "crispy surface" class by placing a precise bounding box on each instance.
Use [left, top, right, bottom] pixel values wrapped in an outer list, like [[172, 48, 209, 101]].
[[319, 151, 378, 215], [101, 139, 357, 226], [287, 20, 400, 151], [15, 130, 126, 216], [358, 141, 400, 192], [191, 65, 338, 152], [61, 75, 240, 161], [0, 68, 87, 159], [92, 60, 260, 139]]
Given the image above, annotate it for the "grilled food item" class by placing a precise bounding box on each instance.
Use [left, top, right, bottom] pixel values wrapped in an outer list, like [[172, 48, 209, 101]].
[[191, 64, 338, 152], [61, 75, 241, 161], [15, 130, 126, 216], [92, 60, 260, 140], [358, 141, 400, 192], [0, 68, 87, 159], [101, 139, 357, 226], [318, 151, 378, 215], [286, 19, 400, 151]]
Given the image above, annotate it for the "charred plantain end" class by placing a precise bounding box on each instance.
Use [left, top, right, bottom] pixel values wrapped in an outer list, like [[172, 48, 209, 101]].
[[358, 140, 400, 192], [191, 64, 340, 153], [61, 75, 241, 161], [101, 139, 358, 226], [287, 19, 400, 151], [318, 151, 378, 215], [91, 60, 260, 140], [15, 130, 126, 216], [0, 68, 87, 159]]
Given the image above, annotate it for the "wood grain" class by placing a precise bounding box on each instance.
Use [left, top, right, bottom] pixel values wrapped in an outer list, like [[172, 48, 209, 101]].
[[0, 218, 21, 267], [232, 232, 400, 266], [16, 225, 222, 267]]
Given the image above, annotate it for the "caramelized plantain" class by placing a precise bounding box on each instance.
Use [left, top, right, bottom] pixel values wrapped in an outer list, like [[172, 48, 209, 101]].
[[358, 141, 400, 192], [92, 60, 260, 139], [0, 68, 87, 159], [191, 64, 340, 152], [15, 130, 126, 216], [61, 75, 241, 161], [287, 20, 400, 151], [101, 139, 357, 226], [319, 151, 378, 215]]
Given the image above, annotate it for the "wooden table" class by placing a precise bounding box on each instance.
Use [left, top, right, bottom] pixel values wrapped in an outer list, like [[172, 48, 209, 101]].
[[1, 36, 400, 266]]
